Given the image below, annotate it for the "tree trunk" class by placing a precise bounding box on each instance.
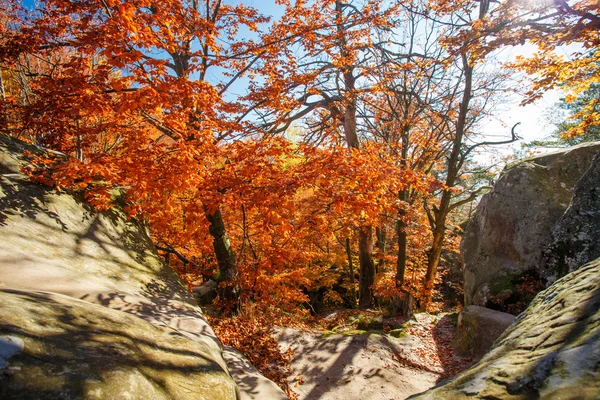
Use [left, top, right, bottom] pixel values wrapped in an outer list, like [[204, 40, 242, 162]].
[[345, 237, 357, 308], [358, 226, 376, 308], [421, 53, 473, 311], [422, 223, 446, 309], [0, 72, 5, 102], [375, 226, 387, 274], [205, 205, 240, 305], [396, 218, 408, 285], [335, 0, 376, 309], [396, 188, 409, 287], [170, 37, 241, 309]]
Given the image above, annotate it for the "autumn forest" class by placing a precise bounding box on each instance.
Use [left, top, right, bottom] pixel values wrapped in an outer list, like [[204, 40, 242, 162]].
[[1, 0, 598, 393]]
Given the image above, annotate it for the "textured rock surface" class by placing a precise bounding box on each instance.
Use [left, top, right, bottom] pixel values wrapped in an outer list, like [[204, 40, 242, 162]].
[[542, 152, 600, 285], [462, 141, 600, 307], [453, 306, 515, 360], [0, 289, 237, 400], [0, 136, 224, 355], [278, 326, 440, 400], [222, 347, 288, 400], [411, 257, 600, 400], [0, 134, 248, 399]]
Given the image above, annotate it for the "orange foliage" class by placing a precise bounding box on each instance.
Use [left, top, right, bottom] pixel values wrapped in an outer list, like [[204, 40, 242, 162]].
[[442, 0, 600, 138], [209, 313, 298, 399], [1, 0, 592, 323]]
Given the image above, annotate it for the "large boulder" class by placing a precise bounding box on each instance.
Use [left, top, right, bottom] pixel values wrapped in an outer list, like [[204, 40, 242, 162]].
[[462, 142, 600, 308], [453, 306, 515, 360], [0, 135, 225, 356], [542, 152, 600, 285], [0, 289, 237, 400], [0, 135, 254, 399], [412, 257, 600, 399]]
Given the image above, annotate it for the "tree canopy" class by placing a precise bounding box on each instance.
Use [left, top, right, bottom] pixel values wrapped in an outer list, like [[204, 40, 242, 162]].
[[0, 0, 596, 318]]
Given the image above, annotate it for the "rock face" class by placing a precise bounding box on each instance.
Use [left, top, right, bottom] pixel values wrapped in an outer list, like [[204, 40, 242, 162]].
[[542, 152, 600, 285], [0, 135, 251, 399], [453, 306, 515, 360], [0, 289, 237, 400], [412, 257, 600, 400], [462, 142, 600, 307]]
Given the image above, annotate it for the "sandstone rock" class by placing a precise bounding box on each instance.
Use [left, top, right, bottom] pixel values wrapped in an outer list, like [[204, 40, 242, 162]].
[[411, 257, 600, 400], [193, 279, 219, 305], [453, 306, 515, 360], [0, 289, 237, 400], [0, 134, 279, 399], [0, 152, 224, 357], [0, 134, 64, 175], [222, 346, 288, 400], [542, 152, 600, 285], [462, 141, 600, 308]]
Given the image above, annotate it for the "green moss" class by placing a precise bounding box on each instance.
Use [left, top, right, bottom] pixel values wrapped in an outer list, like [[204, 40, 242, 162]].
[[452, 316, 477, 353], [447, 312, 459, 324], [488, 275, 515, 296], [390, 329, 408, 339], [355, 315, 384, 331], [339, 329, 367, 336], [320, 329, 369, 338]]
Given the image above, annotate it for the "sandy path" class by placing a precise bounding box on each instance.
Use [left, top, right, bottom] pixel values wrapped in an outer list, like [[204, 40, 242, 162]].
[[277, 327, 440, 400]]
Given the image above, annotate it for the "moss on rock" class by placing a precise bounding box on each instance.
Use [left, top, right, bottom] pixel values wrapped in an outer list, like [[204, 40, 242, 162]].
[[412, 258, 600, 400]]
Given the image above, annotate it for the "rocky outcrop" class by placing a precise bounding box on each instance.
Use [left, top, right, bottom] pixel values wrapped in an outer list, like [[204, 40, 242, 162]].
[[0, 134, 227, 358], [462, 142, 600, 308], [0, 289, 237, 400], [542, 152, 600, 285], [412, 257, 600, 399], [0, 135, 286, 399], [453, 306, 515, 360]]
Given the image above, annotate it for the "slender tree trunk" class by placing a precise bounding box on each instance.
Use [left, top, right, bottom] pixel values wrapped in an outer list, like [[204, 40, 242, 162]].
[[334, 0, 376, 307], [0, 72, 6, 102], [205, 205, 240, 305], [76, 134, 83, 161], [375, 225, 386, 274], [393, 125, 414, 315], [358, 226, 376, 308], [171, 31, 241, 308], [345, 237, 357, 308], [395, 199, 415, 316], [422, 53, 473, 310], [422, 221, 446, 308], [396, 219, 408, 285], [421, 0, 489, 311], [396, 189, 409, 286]]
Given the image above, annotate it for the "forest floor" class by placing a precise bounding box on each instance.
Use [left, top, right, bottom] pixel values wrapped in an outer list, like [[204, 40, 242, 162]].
[[277, 311, 474, 400]]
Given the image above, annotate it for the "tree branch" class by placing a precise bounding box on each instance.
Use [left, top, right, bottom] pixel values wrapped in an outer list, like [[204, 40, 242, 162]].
[[448, 185, 491, 212], [463, 122, 521, 158]]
